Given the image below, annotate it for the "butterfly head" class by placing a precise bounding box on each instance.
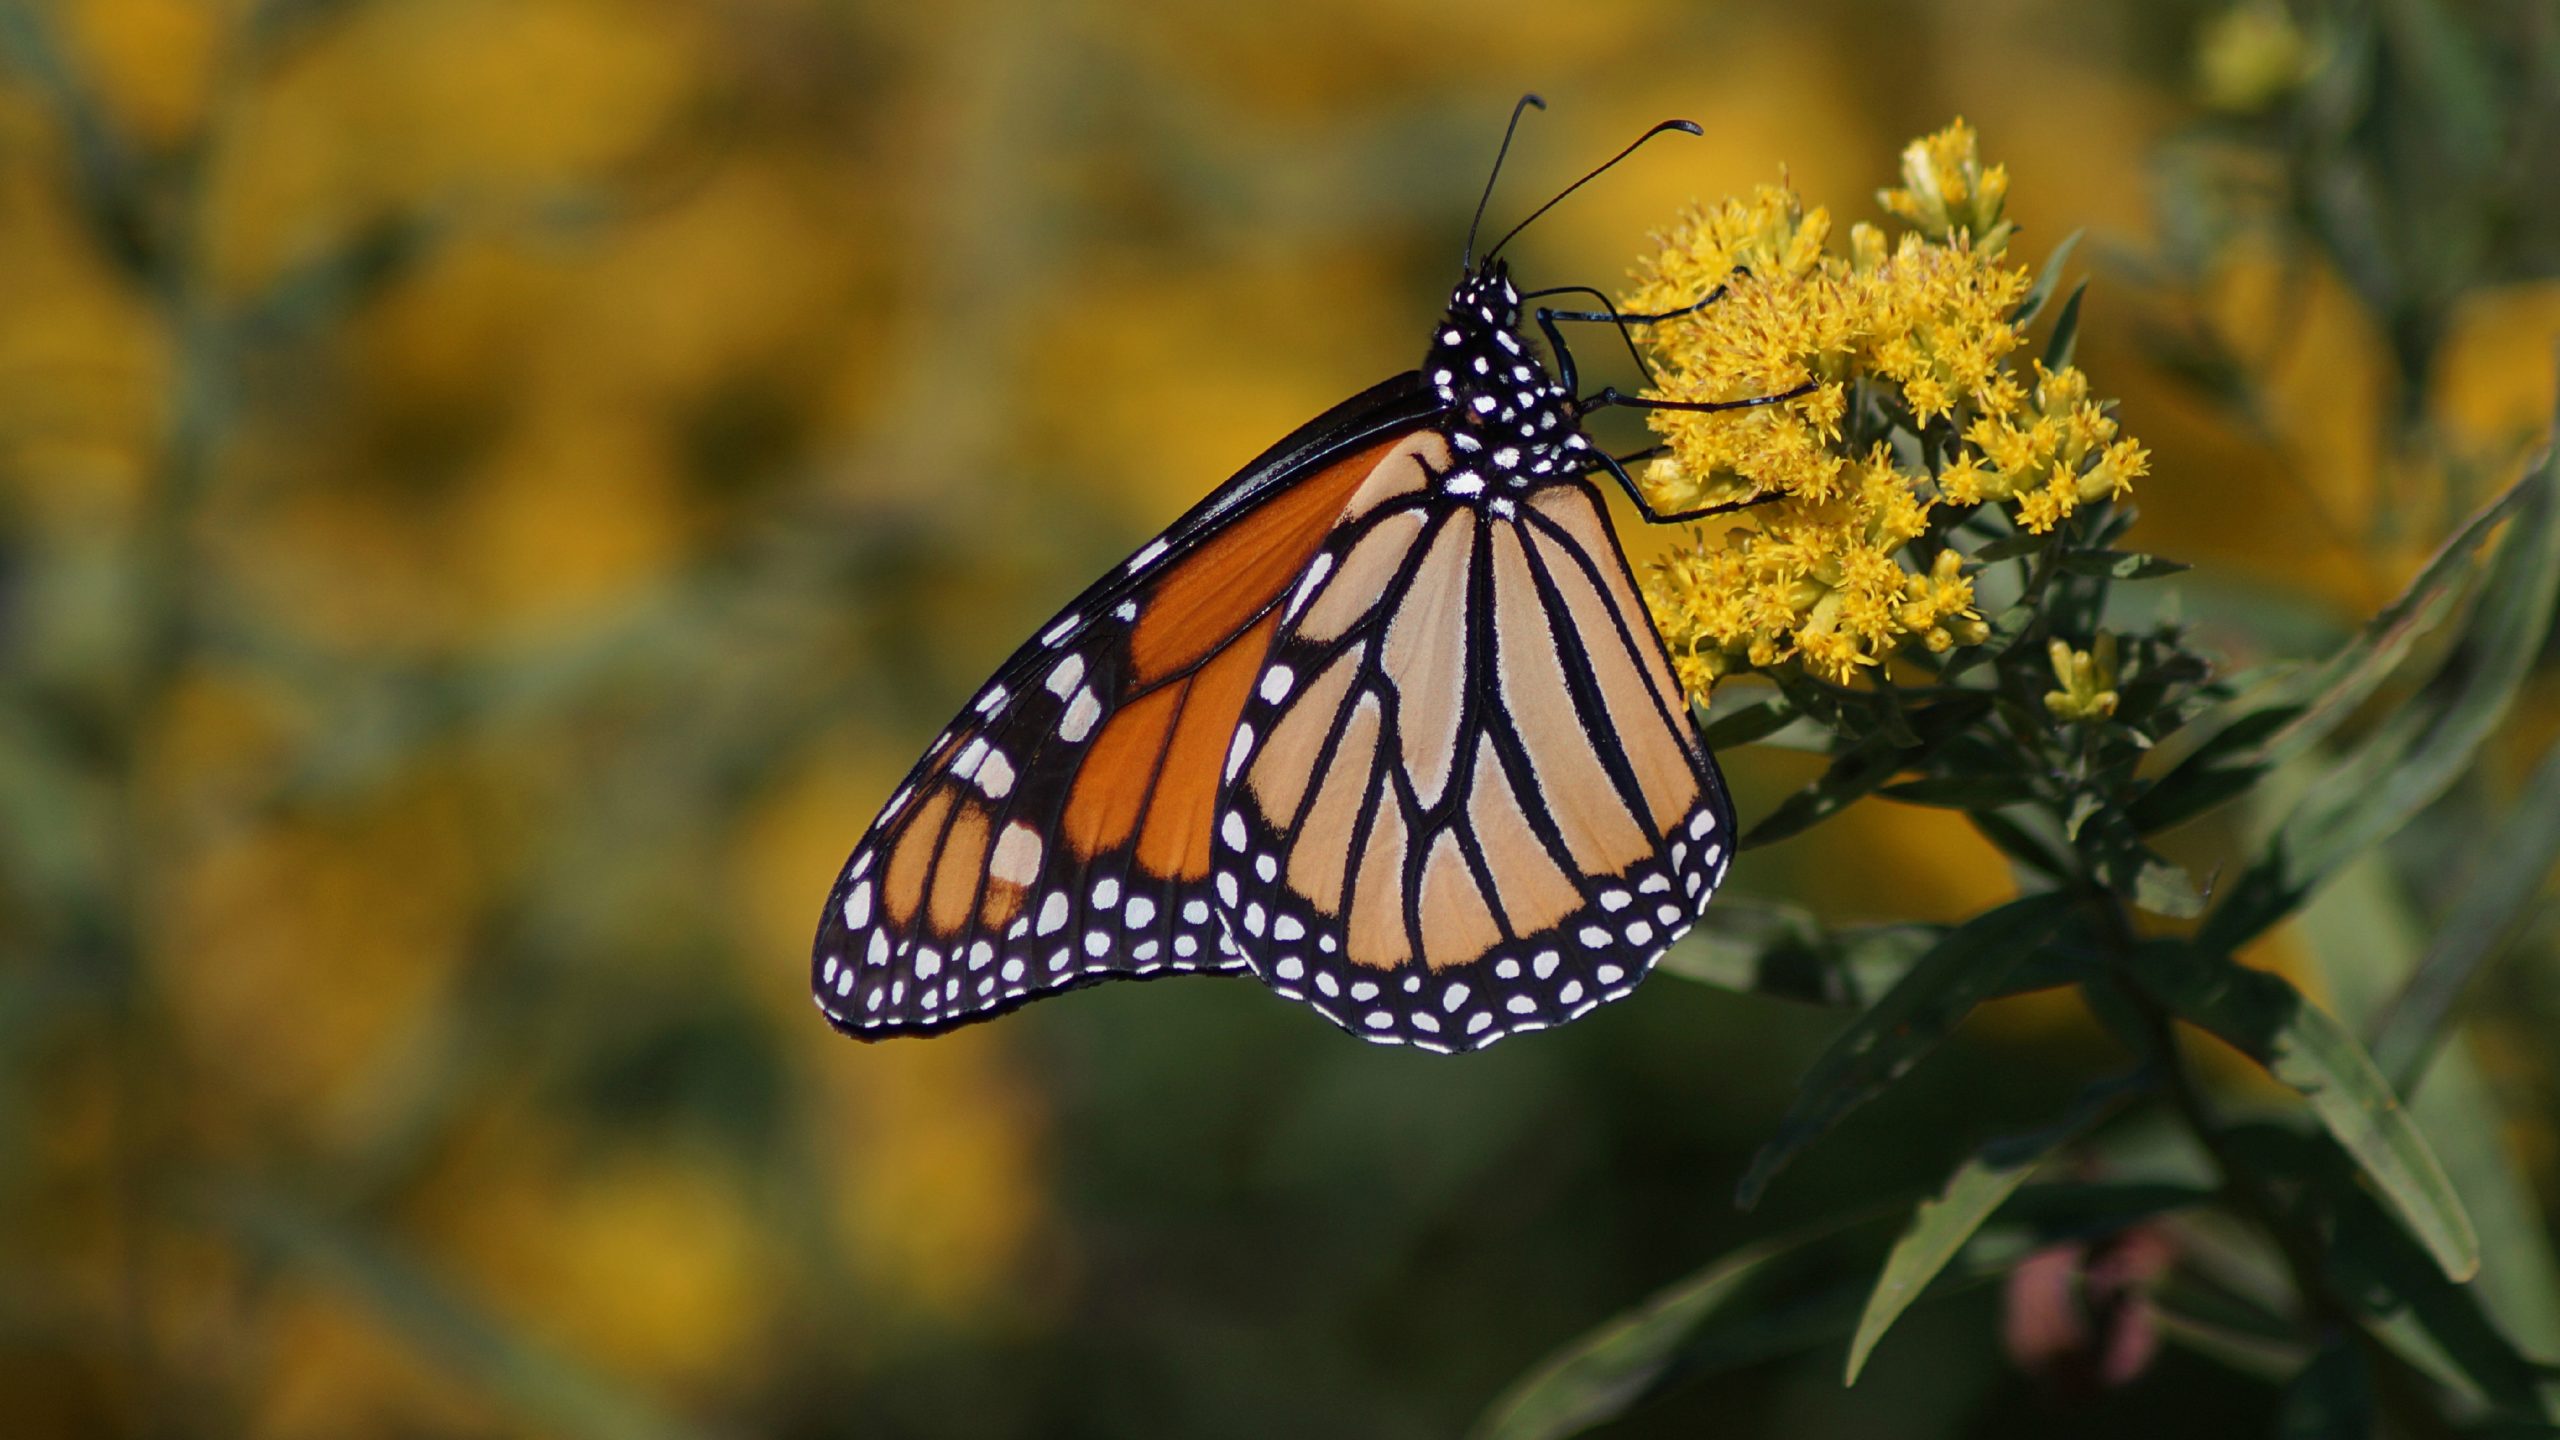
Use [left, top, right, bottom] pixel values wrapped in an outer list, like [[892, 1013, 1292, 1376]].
[[1425, 262, 1584, 487]]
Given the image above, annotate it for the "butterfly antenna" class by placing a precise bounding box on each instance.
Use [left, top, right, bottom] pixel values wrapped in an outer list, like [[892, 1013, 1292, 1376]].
[[1464, 93, 1547, 272], [1484, 118, 1702, 264]]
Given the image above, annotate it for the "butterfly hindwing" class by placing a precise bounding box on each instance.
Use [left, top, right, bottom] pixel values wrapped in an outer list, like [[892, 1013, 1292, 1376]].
[[1213, 464, 1736, 1053], [812, 379, 1440, 1038]]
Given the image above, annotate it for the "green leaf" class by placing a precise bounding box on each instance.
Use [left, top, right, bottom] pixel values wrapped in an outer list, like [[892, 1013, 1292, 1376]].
[[2042, 280, 2087, 370], [1876, 772, 2045, 809], [2228, 1125, 2551, 1419], [1845, 1072, 2143, 1383], [1741, 695, 1990, 849], [2366, 728, 2560, 1093], [2129, 943, 2480, 1280], [2012, 228, 2084, 327], [1474, 1182, 2205, 1439], [1735, 893, 2076, 1207], [2151, 1271, 2309, 1382], [1699, 692, 1800, 749], [2057, 549, 2192, 581], [1660, 897, 1943, 1006], [2296, 855, 2560, 1359], [2134, 469, 2539, 836], [1661, 896, 2083, 1007], [2199, 451, 2560, 953], [1972, 531, 2049, 563], [1965, 808, 2075, 880], [1470, 1215, 1889, 1440]]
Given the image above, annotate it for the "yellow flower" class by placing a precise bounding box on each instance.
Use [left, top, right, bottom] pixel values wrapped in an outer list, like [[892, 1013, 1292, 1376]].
[[1877, 118, 2015, 255], [1630, 122, 2146, 704]]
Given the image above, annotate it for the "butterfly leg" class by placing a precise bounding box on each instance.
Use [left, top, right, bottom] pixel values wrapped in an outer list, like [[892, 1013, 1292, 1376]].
[[1530, 267, 1757, 394], [1585, 445, 1787, 524], [1579, 381, 1817, 420], [1578, 381, 1818, 521]]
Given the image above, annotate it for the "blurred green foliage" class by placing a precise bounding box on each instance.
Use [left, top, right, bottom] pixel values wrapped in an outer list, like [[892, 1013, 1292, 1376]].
[[0, 1, 2554, 1437]]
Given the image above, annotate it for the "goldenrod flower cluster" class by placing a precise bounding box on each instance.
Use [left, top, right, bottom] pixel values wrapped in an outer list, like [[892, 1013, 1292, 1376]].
[[1628, 121, 2149, 698]]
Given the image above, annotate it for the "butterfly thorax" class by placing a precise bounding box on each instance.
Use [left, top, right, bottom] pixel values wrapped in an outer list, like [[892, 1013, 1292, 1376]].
[[1423, 264, 1590, 499]]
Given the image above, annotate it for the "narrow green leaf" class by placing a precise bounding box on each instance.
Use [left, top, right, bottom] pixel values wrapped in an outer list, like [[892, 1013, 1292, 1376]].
[[1972, 531, 2049, 562], [1470, 1215, 1887, 1440], [2130, 944, 2480, 1280], [2011, 228, 2084, 327], [2134, 468, 2539, 835], [1741, 696, 1990, 849], [2057, 549, 2192, 581], [2228, 1125, 2551, 1418], [1966, 808, 2076, 880], [1661, 897, 1943, 1006], [2200, 452, 2560, 952], [2151, 1273, 2309, 1382], [1662, 897, 2082, 1007], [1736, 893, 2076, 1207], [1876, 772, 2044, 809], [2367, 728, 2560, 1092], [1475, 1182, 2205, 1439], [1699, 692, 1799, 749], [2297, 855, 2560, 1361], [2042, 280, 2087, 370], [1845, 1073, 2143, 1383]]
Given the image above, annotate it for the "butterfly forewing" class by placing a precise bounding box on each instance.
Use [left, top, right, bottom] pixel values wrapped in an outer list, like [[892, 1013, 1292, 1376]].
[[1212, 468, 1735, 1053], [813, 381, 1437, 1037]]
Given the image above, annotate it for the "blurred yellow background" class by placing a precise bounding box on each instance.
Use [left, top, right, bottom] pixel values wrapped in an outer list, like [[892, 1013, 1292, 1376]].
[[3, 0, 2553, 1436]]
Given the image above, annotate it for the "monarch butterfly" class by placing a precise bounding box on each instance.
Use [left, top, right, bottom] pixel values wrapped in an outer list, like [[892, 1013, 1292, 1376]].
[[812, 99, 1796, 1054]]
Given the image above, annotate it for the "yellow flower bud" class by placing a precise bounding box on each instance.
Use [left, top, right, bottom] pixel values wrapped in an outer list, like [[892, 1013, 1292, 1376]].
[[2043, 636, 2121, 722]]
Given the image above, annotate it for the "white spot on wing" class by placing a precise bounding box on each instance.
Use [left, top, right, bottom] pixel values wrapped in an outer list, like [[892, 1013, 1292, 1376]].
[[1059, 688, 1102, 742], [991, 824, 1043, 885], [1285, 552, 1334, 622], [1046, 653, 1085, 698]]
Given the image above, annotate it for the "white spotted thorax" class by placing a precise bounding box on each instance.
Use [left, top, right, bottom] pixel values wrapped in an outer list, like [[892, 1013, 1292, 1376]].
[[1422, 262, 1588, 504]]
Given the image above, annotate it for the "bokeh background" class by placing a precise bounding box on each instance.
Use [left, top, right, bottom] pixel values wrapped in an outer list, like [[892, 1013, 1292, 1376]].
[[3, 0, 2555, 1435]]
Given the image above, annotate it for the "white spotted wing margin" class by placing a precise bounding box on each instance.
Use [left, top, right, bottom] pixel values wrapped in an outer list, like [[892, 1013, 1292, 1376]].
[[812, 375, 1442, 1041], [1211, 471, 1736, 1054]]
